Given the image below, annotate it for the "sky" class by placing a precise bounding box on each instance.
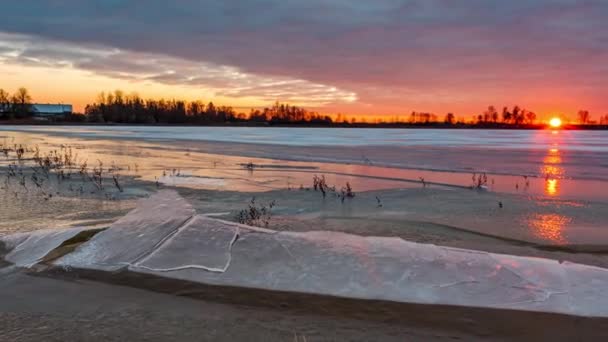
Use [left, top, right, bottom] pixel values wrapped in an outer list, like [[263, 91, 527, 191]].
[[1, 1, 608, 120]]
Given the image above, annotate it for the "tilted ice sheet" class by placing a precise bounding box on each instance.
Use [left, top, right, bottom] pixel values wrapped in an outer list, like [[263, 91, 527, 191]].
[[0, 232, 31, 252], [135, 216, 239, 272], [4, 228, 90, 268], [127, 226, 608, 317], [47, 191, 608, 317], [56, 190, 195, 271]]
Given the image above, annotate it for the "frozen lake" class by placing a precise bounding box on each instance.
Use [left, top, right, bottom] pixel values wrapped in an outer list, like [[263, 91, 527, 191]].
[[2, 126, 608, 252], [2, 126, 608, 183], [2, 125, 608, 151]]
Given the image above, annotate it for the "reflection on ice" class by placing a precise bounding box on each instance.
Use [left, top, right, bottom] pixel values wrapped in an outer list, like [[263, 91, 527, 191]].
[[527, 213, 572, 244], [3, 129, 608, 201], [545, 178, 559, 196]]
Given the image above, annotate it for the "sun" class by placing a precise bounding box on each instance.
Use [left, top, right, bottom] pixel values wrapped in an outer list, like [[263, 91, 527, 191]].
[[549, 117, 562, 128]]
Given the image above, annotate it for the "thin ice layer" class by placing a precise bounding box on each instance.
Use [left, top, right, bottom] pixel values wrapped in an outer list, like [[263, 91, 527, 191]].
[[0, 233, 31, 252], [136, 216, 239, 272], [56, 190, 194, 271], [46, 191, 608, 317], [4, 228, 90, 268], [129, 227, 608, 317]]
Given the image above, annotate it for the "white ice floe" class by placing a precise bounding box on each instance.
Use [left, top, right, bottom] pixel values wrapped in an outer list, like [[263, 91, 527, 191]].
[[6, 190, 608, 317], [134, 215, 240, 273], [126, 225, 608, 317], [0, 232, 31, 251], [3, 228, 91, 268], [56, 190, 195, 271]]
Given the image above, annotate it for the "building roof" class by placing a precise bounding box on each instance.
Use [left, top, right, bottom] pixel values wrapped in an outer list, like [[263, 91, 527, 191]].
[[32, 104, 73, 116]]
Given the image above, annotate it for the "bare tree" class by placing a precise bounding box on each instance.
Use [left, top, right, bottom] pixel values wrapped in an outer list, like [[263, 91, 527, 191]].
[[0, 89, 10, 117], [483, 105, 497, 124], [501, 107, 512, 123], [11, 87, 33, 118], [444, 113, 455, 125], [525, 111, 537, 124], [578, 110, 590, 124]]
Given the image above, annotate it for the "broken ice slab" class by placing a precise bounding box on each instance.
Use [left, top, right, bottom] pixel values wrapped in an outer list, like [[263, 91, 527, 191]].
[[0, 232, 31, 252], [4, 228, 92, 268], [46, 190, 608, 317], [135, 216, 239, 273], [125, 226, 608, 318], [56, 190, 195, 271]]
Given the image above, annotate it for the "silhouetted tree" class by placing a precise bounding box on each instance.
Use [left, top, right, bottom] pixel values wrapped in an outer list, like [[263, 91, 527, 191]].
[[408, 111, 437, 124], [483, 106, 498, 124], [502, 106, 512, 123], [444, 113, 456, 125], [9, 87, 33, 119], [578, 110, 590, 124], [84, 90, 329, 125], [525, 111, 537, 124], [512, 106, 524, 125], [0, 89, 10, 118]]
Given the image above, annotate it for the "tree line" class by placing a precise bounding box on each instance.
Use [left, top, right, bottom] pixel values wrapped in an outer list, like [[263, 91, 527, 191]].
[[84, 90, 333, 125], [0, 87, 34, 119], [2, 87, 608, 126]]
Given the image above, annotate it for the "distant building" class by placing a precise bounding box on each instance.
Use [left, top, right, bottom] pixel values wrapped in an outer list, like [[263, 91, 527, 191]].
[[32, 104, 73, 117]]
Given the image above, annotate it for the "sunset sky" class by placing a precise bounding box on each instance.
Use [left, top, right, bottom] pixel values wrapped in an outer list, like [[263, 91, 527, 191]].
[[1, 1, 607, 119]]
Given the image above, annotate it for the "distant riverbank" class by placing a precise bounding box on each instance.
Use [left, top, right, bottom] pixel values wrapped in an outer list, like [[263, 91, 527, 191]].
[[2, 118, 608, 130]]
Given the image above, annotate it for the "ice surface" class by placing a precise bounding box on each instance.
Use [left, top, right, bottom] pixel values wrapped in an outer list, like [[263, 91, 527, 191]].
[[0, 233, 31, 252], [55, 190, 195, 271], [4, 125, 608, 151], [135, 216, 239, 272], [128, 227, 608, 317], [158, 174, 226, 187], [45, 191, 608, 317], [4, 228, 90, 268]]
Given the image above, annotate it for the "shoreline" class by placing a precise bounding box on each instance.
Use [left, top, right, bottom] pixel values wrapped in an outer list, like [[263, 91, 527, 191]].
[[2, 120, 608, 130]]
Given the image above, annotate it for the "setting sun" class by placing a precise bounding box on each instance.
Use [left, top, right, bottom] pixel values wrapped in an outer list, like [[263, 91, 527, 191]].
[[549, 117, 562, 128]]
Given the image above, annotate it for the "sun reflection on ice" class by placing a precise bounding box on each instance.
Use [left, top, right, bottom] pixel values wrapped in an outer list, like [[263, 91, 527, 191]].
[[528, 213, 572, 244], [545, 179, 559, 196], [541, 146, 564, 197]]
